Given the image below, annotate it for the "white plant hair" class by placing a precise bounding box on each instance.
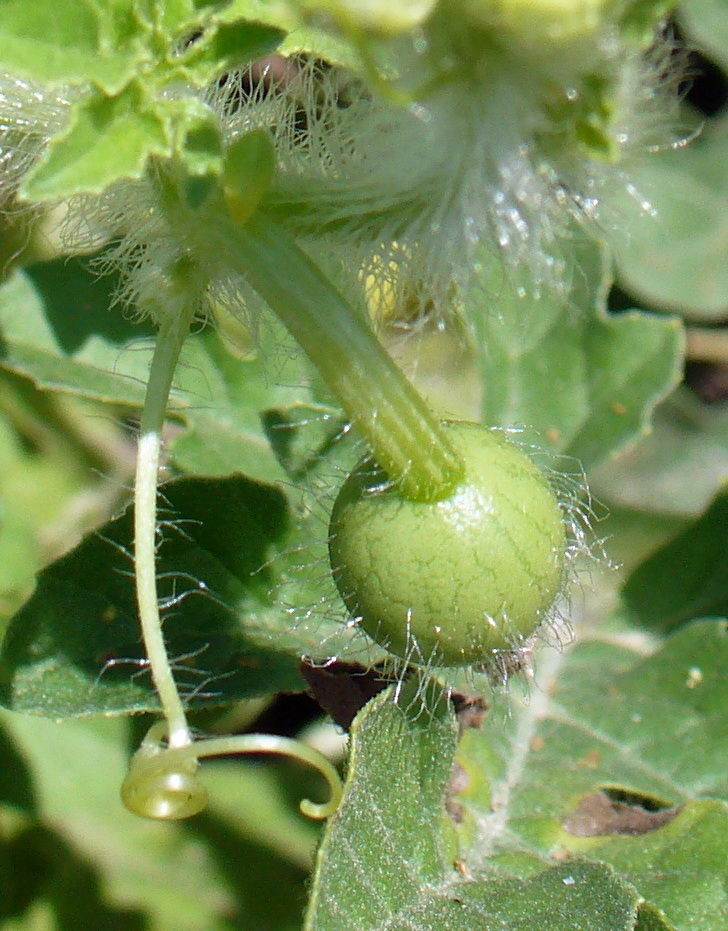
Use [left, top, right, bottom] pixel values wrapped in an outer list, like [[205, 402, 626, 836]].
[[0, 10, 684, 337], [205, 21, 684, 323]]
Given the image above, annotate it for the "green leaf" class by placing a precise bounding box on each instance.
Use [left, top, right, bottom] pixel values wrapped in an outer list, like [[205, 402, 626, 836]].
[[0, 475, 307, 717], [679, 0, 728, 75], [0, 719, 35, 813], [0, 263, 295, 487], [619, 1, 676, 44], [453, 620, 728, 930], [612, 116, 728, 321], [307, 622, 727, 931], [306, 681, 642, 930], [181, 19, 285, 80], [0, 0, 148, 93], [622, 490, 728, 633], [575, 800, 728, 931], [0, 376, 102, 625], [221, 0, 357, 66], [635, 902, 677, 931], [590, 387, 728, 517], [21, 256, 157, 353], [21, 83, 171, 201], [472, 243, 684, 470], [166, 321, 336, 484], [0, 1, 287, 202], [0, 262, 156, 404], [0, 500, 40, 623]]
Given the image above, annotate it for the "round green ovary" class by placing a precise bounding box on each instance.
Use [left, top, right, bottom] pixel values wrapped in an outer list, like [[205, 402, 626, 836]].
[[328, 422, 567, 666]]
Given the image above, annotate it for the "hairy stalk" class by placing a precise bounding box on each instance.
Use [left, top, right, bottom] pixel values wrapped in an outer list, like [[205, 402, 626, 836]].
[[134, 303, 197, 750], [224, 213, 465, 502]]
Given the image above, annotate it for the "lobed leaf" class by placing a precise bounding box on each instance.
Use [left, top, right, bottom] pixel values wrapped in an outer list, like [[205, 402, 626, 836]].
[[305, 680, 643, 931], [0, 0, 148, 93], [612, 116, 728, 321], [590, 388, 728, 517], [472, 243, 684, 470], [21, 82, 171, 201], [307, 621, 728, 930]]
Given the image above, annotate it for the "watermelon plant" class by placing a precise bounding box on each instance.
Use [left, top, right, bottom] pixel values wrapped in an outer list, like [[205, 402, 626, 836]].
[[0, 1, 725, 929]]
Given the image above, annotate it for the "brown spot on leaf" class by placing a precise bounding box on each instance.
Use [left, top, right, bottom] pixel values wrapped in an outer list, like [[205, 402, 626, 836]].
[[452, 692, 489, 736], [553, 847, 573, 861], [575, 748, 601, 769], [546, 428, 561, 445], [563, 790, 681, 837], [446, 762, 469, 823]]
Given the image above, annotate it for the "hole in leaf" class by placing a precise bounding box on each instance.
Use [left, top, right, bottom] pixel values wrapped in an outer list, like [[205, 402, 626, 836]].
[[563, 788, 681, 837], [601, 786, 675, 812]]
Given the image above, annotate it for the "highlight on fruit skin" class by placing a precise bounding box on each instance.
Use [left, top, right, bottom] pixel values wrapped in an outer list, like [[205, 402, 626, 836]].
[[328, 421, 570, 668]]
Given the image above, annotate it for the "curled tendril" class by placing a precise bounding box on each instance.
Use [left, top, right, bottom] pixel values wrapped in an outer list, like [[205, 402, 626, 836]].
[[121, 723, 343, 822]]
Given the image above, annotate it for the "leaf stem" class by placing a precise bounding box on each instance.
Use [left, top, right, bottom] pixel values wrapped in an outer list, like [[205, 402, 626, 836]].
[[223, 214, 464, 501], [134, 300, 197, 750]]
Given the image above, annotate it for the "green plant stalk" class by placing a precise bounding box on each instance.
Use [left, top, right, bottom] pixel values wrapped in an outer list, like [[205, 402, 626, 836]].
[[164, 734, 342, 819], [134, 303, 196, 750], [125, 169, 349, 818], [223, 213, 465, 501], [129, 300, 346, 814], [122, 723, 342, 821]]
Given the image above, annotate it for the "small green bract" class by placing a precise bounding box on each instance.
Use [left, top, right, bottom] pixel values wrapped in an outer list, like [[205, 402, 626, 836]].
[[328, 421, 567, 667]]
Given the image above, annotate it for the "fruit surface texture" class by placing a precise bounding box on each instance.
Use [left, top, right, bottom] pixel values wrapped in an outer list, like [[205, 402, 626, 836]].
[[329, 422, 567, 666]]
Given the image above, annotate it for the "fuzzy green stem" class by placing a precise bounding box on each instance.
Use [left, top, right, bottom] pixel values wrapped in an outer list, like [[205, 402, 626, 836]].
[[134, 304, 196, 750], [223, 214, 464, 501]]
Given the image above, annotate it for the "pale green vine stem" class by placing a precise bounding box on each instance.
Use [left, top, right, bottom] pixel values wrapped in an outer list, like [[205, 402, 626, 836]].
[[125, 167, 346, 822], [134, 301, 197, 750], [128, 297, 344, 821], [193, 734, 342, 819], [122, 723, 343, 821]]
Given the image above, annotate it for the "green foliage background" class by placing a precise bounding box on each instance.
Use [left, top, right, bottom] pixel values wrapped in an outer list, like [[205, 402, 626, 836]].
[[0, 1, 726, 929]]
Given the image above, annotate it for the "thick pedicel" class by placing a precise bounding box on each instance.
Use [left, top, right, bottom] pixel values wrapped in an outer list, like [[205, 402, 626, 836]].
[[329, 421, 567, 667]]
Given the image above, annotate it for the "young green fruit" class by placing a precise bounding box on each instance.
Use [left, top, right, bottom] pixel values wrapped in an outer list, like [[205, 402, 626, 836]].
[[328, 421, 567, 667]]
